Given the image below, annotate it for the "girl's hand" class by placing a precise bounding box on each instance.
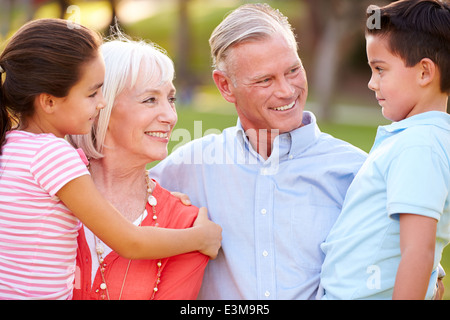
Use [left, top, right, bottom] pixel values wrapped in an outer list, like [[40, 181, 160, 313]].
[[193, 207, 222, 259], [171, 191, 191, 206]]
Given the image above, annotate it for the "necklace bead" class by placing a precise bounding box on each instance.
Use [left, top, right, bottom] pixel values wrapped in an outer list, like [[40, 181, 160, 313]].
[[148, 195, 157, 206], [96, 244, 104, 255]]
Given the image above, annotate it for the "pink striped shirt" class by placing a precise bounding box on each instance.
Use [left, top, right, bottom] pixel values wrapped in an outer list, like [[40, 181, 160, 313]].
[[0, 131, 89, 299]]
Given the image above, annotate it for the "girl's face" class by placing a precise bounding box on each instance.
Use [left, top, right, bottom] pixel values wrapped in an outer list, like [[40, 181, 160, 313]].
[[52, 53, 106, 137]]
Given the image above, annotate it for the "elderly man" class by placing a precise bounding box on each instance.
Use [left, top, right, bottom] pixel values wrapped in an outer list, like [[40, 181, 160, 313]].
[[151, 3, 367, 300]]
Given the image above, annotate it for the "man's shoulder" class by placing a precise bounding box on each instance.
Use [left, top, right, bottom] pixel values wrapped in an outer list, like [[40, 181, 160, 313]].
[[314, 131, 368, 159]]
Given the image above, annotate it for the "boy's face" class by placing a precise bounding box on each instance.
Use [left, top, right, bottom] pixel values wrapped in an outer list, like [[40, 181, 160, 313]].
[[366, 35, 423, 122]]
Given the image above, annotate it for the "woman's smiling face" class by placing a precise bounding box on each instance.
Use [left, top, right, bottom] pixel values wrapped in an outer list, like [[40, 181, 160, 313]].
[[105, 64, 177, 164]]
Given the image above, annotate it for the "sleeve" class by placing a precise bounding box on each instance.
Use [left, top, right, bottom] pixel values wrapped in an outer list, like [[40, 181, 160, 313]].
[[156, 251, 209, 300], [30, 138, 90, 197], [386, 146, 449, 221]]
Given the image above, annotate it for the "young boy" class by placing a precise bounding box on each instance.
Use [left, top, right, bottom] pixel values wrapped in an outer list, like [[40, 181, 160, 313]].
[[320, 0, 450, 299]]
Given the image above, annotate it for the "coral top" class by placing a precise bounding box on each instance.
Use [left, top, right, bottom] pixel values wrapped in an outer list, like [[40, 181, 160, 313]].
[[72, 181, 209, 300]]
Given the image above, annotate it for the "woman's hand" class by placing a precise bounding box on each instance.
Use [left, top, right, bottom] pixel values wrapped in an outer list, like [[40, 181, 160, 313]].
[[193, 207, 222, 259]]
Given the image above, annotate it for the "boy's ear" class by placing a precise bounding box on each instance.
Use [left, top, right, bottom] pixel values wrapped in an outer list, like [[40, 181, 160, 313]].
[[35, 93, 57, 114], [418, 58, 436, 87], [212, 70, 237, 104]]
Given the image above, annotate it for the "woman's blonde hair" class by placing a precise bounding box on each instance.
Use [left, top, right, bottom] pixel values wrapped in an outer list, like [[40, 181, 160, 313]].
[[68, 31, 174, 159]]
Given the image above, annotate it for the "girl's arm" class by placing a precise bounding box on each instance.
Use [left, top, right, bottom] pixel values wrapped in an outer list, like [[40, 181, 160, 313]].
[[57, 175, 222, 260], [393, 213, 437, 299]]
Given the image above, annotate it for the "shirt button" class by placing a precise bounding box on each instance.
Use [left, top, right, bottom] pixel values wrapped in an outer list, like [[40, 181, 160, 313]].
[[265, 291, 270, 297], [262, 250, 268, 257], [289, 155, 293, 160], [261, 208, 267, 215]]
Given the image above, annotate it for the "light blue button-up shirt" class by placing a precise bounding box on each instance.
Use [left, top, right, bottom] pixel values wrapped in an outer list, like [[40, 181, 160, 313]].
[[150, 111, 367, 299]]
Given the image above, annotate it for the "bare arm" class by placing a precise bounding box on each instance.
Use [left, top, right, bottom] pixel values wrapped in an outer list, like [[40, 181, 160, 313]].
[[57, 175, 222, 260], [393, 213, 437, 299]]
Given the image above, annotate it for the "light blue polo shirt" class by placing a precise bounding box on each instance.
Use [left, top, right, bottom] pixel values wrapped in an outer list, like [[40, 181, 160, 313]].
[[320, 111, 450, 299]]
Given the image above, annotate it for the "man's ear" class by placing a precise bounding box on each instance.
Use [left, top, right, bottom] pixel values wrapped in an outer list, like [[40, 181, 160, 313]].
[[35, 93, 57, 114], [212, 70, 237, 104], [418, 58, 437, 87]]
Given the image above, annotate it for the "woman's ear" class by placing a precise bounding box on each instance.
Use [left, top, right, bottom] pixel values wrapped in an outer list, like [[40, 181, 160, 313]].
[[212, 70, 237, 104], [418, 58, 437, 88]]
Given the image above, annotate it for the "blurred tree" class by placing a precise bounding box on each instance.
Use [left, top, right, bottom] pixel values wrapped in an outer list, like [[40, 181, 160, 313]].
[[305, 0, 364, 120], [0, 0, 34, 39], [303, 0, 392, 121], [0, 0, 13, 38], [53, 0, 118, 34], [175, 0, 196, 105], [57, 0, 70, 18], [106, 0, 119, 34]]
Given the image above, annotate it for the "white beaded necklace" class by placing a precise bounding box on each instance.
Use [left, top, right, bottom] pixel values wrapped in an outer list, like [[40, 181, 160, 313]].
[[94, 170, 162, 300]]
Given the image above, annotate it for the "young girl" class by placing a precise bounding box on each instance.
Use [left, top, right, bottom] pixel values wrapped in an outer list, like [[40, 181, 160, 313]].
[[0, 18, 221, 300]]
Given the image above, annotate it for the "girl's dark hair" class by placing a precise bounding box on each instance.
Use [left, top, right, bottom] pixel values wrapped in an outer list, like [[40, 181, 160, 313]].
[[366, 0, 450, 94], [0, 18, 102, 151]]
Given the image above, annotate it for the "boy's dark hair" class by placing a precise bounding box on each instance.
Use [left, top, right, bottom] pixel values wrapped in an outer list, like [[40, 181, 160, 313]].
[[0, 18, 102, 151], [366, 0, 450, 94]]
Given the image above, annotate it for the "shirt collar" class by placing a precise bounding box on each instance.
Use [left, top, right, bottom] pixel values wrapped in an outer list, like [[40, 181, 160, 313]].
[[234, 110, 322, 159], [372, 111, 450, 151], [289, 111, 322, 158], [381, 111, 450, 133]]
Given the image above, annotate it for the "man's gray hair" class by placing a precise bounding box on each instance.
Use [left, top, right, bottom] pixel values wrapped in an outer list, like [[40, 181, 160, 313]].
[[209, 3, 298, 72]]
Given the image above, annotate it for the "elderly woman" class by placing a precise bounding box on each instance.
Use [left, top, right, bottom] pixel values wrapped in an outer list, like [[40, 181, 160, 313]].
[[69, 36, 213, 300]]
